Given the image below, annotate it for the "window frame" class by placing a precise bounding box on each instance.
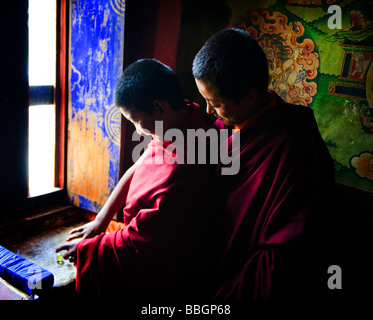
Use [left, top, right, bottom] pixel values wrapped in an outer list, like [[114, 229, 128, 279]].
[[54, 0, 68, 191], [26, 0, 69, 205]]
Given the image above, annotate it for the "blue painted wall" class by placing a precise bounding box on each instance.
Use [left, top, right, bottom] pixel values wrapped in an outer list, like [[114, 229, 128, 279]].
[[68, 0, 125, 212]]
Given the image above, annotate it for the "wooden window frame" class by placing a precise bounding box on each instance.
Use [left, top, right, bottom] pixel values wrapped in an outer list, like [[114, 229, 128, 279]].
[[55, 0, 68, 191], [25, 0, 69, 210]]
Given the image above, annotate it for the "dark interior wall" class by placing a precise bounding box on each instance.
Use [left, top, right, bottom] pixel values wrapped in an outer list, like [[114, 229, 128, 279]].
[[331, 184, 373, 296], [176, 0, 231, 118], [176, 0, 230, 74], [123, 0, 181, 69], [0, 1, 29, 217]]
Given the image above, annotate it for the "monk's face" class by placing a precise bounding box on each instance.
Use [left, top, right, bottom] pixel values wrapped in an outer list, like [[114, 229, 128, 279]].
[[195, 79, 256, 127], [119, 107, 155, 136]]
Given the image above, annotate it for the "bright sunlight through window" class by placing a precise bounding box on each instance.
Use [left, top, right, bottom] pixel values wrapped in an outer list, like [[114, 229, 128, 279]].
[[28, 0, 57, 197]]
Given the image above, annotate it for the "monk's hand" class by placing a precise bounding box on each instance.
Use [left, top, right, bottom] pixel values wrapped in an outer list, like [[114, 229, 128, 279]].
[[66, 220, 106, 242], [55, 242, 78, 263]]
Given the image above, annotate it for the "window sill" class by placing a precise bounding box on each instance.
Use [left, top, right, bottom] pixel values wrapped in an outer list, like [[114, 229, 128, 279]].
[[28, 187, 63, 198], [1, 219, 86, 289], [0, 203, 83, 243]]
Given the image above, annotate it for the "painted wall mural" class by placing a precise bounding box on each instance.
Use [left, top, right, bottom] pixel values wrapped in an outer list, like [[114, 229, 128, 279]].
[[68, 0, 125, 212], [230, 10, 320, 107], [227, 0, 373, 193]]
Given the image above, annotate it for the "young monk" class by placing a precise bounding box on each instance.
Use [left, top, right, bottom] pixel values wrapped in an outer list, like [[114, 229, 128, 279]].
[[193, 29, 335, 300], [56, 59, 215, 300]]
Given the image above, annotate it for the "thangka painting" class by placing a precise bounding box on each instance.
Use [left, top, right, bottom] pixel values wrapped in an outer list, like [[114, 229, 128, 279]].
[[67, 0, 125, 212], [227, 0, 373, 193], [229, 11, 319, 107]]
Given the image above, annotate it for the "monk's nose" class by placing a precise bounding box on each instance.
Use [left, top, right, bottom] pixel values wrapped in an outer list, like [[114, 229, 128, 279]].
[[206, 102, 215, 115]]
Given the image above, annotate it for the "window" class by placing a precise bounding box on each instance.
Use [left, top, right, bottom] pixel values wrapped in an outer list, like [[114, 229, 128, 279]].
[[28, 0, 58, 197]]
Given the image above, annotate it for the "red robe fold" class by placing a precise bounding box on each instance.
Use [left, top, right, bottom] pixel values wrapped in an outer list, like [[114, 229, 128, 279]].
[[74, 104, 214, 300], [213, 92, 335, 300]]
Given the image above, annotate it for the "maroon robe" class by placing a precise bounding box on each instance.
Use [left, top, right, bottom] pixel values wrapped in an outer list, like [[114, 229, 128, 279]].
[[213, 92, 335, 300], [74, 103, 215, 300]]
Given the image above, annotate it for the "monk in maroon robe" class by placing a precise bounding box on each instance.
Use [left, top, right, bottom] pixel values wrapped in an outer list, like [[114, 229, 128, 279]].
[[56, 59, 214, 300], [193, 29, 335, 300]]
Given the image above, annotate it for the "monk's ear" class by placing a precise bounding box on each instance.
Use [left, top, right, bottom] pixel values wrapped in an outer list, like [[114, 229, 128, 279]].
[[152, 100, 170, 120]]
